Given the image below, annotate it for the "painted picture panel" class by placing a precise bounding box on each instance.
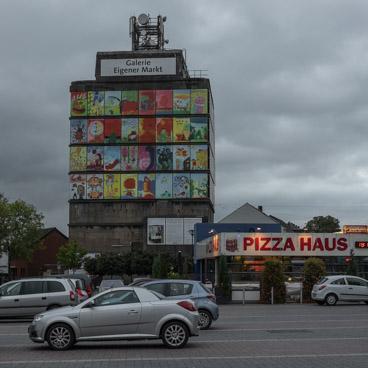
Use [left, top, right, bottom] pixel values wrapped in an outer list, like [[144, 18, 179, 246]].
[[191, 145, 208, 170], [191, 173, 208, 198], [156, 173, 172, 199], [173, 118, 190, 142], [121, 146, 138, 171], [104, 146, 120, 171], [173, 173, 190, 198], [190, 89, 208, 114], [156, 118, 173, 143], [156, 90, 173, 114], [156, 146, 173, 170], [87, 119, 104, 143], [121, 90, 138, 115], [87, 91, 104, 116], [173, 89, 190, 114], [121, 174, 138, 199], [104, 91, 121, 115], [87, 146, 104, 171], [139, 90, 155, 115], [139, 118, 156, 143], [70, 174, 86, 200], [174, 145, 190, 170], [71, 92, 87, 116], [190, 117, 208, 142], [121, 118, 138, 142], [104, 173, 120, 199], [70, 119, 87, 144], [104, 119, 121, 143], [138, 173, 155, 199], [138, 146, 155, 171], [70, 147, 86, 171], [87, 174, 103, 200]]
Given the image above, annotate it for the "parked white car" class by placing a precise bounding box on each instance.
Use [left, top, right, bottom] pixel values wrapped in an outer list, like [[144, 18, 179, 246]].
[[312, 275, 368, 305]]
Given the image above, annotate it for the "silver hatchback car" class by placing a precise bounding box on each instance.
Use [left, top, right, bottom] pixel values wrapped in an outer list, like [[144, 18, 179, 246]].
[[29, 287, 199, 350]]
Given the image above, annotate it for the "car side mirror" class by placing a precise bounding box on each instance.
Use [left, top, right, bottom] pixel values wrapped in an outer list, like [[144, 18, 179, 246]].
[[85, 299, 96, 308]]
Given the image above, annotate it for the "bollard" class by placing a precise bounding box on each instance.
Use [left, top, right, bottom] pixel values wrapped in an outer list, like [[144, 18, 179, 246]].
[[271, 286, 274, 305]]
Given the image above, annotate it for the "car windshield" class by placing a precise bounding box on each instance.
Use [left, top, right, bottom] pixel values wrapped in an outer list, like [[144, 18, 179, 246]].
[[100, 280, 124, 288]]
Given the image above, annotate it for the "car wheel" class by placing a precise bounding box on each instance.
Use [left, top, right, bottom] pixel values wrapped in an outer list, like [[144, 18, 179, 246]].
[[325, 293, 338, 306], [46, 323, 75, 351], [198, 309, 212, 330], [162, 321, 189, 349], [315, 301, 325, 306]]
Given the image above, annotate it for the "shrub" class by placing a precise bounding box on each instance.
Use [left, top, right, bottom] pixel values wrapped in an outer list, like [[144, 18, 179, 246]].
[[260, 260, 286, 304], [303, 258, 326, 302]]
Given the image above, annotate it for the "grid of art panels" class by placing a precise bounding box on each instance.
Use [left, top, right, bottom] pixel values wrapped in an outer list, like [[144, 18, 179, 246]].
[[70, 173, 208, 200], [70, 89, 208, 117]]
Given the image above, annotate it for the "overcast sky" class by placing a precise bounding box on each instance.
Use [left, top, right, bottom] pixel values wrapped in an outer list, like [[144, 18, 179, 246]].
[[2, 0, 368, 234]]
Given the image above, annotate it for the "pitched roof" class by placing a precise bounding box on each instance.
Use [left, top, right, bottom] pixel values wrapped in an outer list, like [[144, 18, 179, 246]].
[[218, 203, 279, 224], [38, 227, 68, 241]]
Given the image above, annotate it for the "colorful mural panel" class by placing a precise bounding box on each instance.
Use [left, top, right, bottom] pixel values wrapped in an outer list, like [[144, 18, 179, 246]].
[[104, 91, 121, 115], [190, 89, 208, 114], [71, 92, 87, 116], [156, 173, 172, 199], [156, 118, 173, 143], [139, 90, 155, 115], [70, 174, 86, 200], [104, 146, 120, 171], [121, 146, 138, 171], [156, 90, 173, 114], [104, 119, 121, 143], [191, 145, 208, 170], [138, 146, 155, 171], [190, 117, 208, 142], [138, 173, 155, 199], [121, 90, 138, 115], [121, 174, 138, 199], [87, 91, 104, 116], [174, 145, 190, 170], [139, 118, 156, 143], [87, 119, 104, 143], [87, 174, 103, 200], [70, 147, 86, 171], [156, 146, 173, 171], [173, 118, 190, 142], [87, 146, 104, 171], [121, 118, 138, 142], [104, 174, 120, 199], [173, 90, 190, 114], [173, 174, 190, 198], [70, 119, 87, 144], [191, 173, 208, 198]]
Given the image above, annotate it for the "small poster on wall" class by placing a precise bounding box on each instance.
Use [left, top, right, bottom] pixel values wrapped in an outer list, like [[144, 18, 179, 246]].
[[70, 174, 86, 200], [70, 147, 87, 171], [156, 146, 173, 170], [70, 92, 87, 116], [104, 91, 121, 115], [173, 118, 190, 142], [191, 145, 208, 170], [70, 119, 87, 144], [191, 173, 208, 198], [138, 173, 155, 199], [121, 174, 138, 199], [87, 91, 104, 116], [87, 174, 103, 200], [173, 90, 190, 114], [190, 117, 208, 142], [104, 146, 120, 171], [190, 89, 208, 114], [156, 118, 173, 143], [87, 146, 104, 171], [87, 119, 104, 143], [139, 118, 156, 143], [104, 119, 121, 143], [104, 174, 120, 199], [156, 90, 173, 114], [121, 146, 138, 171], [173, 174, 190, 198], [174, 145, 190, 170], [121, 90, 139, 115], [147, 218, 166, 245], [138, 146, 155, 171], [156, 173, 172, 199], [121, 118, 138, 142], [139, 90, 155, 115]]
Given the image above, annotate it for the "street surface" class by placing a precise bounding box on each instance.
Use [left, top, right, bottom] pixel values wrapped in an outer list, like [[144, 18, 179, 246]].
[[0, 303, 367, 368]]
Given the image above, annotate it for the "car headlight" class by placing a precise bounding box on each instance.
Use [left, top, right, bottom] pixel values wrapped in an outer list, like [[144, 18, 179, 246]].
[[34, 314, 44, 322]]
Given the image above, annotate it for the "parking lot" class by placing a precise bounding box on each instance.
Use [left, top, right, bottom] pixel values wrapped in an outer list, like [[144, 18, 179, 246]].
[[0, 303, 367, 368]]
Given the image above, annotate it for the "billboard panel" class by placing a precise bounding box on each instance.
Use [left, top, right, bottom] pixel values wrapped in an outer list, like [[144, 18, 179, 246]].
[[70, 147, 86, 171], [173, 118, 190, 142], [121, 90, 138, 115], [156, 173, 173, 199], [191, 145, 208, 170], [86, 174, 103, 199], [104, 146, 120, 171], [104, 91, 121, 116], [70, 119, 87, 144], [87, 146, 104, 171], [191, 173, 208, 198], [156, 117, 173, 143], [183, 218, 202, 244], [139, 90, 155, 115], [104, 119, 121, 143], [104, 173, 120, 199], [138, 173, 155, 199], [138, 146, 155, 171], [121, 146, 138, 171], [121, 174, 138, 199], [156, 90, 173, 114], [147, 218, 166, 245], [190, 89, 208, 114], [87, 91, 104, 116], [173, 173, 190, 198], [156, 146, 173, 170], [139, 118, 156, 143], [173, 90, 190, 114], [166, 218, 184, 245], [70, 174, 86, 200], [70, 92, 87, 116], [87, 119, 104, 143], [174, 145, 190, 170], [121, 118, 138, 142], [190, 117, 208, 142]]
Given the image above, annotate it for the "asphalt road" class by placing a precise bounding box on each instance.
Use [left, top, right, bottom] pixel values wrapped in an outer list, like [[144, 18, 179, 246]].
[[0, 303, 367, 368]]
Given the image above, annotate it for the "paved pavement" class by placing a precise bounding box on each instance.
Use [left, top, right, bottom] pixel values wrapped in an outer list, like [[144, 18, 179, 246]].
[[0, 303, 368, 367]]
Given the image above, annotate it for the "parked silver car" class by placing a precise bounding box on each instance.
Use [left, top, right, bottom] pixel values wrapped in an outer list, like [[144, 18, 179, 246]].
[[312, 275, 368, 305], [29, 286, 199, 350], [0, 278, 77, 317], [139, 279, 219, 330]]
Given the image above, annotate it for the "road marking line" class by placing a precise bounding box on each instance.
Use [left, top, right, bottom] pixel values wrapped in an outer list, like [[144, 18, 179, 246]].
[[1, 352, 368, 364]]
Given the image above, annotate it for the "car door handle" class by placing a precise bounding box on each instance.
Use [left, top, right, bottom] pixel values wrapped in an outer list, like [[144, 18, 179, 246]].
[[128, 310, 139, 314], [348, 287, 353, 289], [42, 297, 47, 300], [14, 299, 19, 302]]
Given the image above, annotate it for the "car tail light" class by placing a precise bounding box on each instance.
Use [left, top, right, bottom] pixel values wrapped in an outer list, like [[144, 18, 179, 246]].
[[177, 301, 197, 312], [76, 288, 84, 298], [207, 294, 216, 302], [318, 285, 327, 291], [69, 290, 75, 301]]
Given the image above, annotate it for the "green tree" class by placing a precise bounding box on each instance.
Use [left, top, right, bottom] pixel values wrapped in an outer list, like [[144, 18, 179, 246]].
[[303, 258, 326, 302], [305, 215, 340, 233], [152, 254, 170, 278], [0, 195, 44, 277], [129, 251, 153, 275], [95, 253, 126, 276], [83, 256, 98, 275], [260, 260, 286, 304], [57, 241, 87, 274]]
